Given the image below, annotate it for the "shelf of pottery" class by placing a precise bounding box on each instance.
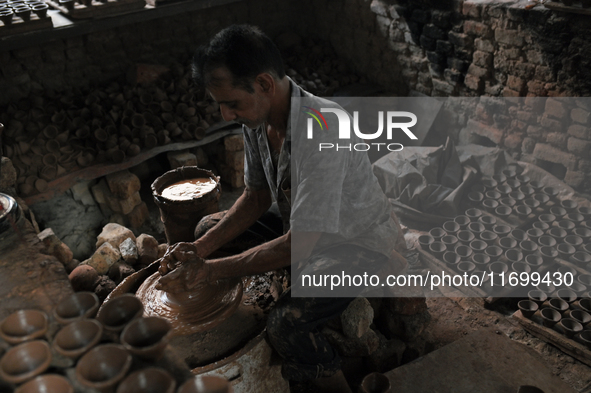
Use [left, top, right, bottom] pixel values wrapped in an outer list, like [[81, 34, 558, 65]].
[[418, 162, 591, 362], [0, 0, 52, 36], [43, 0, 144, 19]]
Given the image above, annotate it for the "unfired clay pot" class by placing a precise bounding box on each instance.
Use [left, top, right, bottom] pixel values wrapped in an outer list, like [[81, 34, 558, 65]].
[[120, 316, 171, 360], [0, 340, 52, 384], [53, 319, 103, 359], [0, 310, 48, 345], [116, 367, 176, 393], [178, 375, 233, 393], [15, 374, 74, 393], [96, 293, 143, 333], [54, 291, 100, 324], [360, 372, 391, 393], [75, 344, 132, 393]]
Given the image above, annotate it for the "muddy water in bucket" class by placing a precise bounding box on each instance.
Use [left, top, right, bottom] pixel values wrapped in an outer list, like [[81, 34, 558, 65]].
[[152, 167, 221, 244]]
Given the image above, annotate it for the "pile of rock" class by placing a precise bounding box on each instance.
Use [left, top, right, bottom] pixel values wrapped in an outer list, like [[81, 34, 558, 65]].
[[63, 223, 166, 301]]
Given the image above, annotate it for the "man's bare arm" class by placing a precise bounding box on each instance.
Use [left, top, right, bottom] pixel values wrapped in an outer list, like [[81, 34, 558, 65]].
[[194, 186, 273, 258], [205, 230, 322, 281]]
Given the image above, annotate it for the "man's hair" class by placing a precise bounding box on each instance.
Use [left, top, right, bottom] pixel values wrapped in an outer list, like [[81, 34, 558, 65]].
[[192, 25, 286, 93]]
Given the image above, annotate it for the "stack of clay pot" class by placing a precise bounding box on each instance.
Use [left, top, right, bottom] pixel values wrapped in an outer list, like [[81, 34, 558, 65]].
[[0, 62, 220, 198], [0, 39, 362, 198], [420, 162, 591, 347], [0, 292, 233, 392]]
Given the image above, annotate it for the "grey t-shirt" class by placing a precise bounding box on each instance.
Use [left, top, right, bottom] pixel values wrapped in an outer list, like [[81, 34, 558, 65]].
[[242, 78, 400, 259]]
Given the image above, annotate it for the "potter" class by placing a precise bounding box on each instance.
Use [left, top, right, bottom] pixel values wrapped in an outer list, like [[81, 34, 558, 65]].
[[156, 25, 407, 393]]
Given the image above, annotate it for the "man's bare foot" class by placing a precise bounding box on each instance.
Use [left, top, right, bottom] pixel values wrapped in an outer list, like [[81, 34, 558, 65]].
[[309, 370, 353, 393]]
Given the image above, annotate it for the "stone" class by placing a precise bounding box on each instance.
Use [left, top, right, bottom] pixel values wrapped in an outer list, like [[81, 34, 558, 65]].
[[467, 119, 504, 144], [462, 2, 481, 18], [540, 114, 564, 131], [370, 0, 389, 17], [502, 88, 520, 98], [532, 143, 577, 170], [504, 133, 523, 150], [507, 75, 525, 94], [463, 21, 491, 37], [322, 326, 380, 357], [137, 233, 159, 266], [105, 170, 141, 199], [94, 276, 117, 302], [108, 262, 135, 284], [527, 125, 543, 138], [514, 63, 536, 80], [194, 147, 209, 166], [225, 150, 245, 172], [224, 134, 244, 152], [54, 242, 74, 266], [341, 298, 374, 339], [474, 38, 494, 53], [88, 242, 121, 275], [526, 50, 544, 65], [96, 223, 136, 249], [167, 151, 198, 169], [546, 133, 568, 149], [571, 108, 590, 125], [128, 202, 149, 229], [69, 265, 99, 292], [119, 237, 138, 265], [91, 179, 109, 205], [119, 191, 142, 216], [567, 137, 591, 157], [64, 258, 79, 274], [579, 159, 591, 173], [432, 79, 456, 95], [423, 24, 446, 40], [564, 170, 585, 189], [494, 29, 523, 46], [464, 74, 483, 92], [448, 32, 473, 50], [467, 64, 488, 78], [71, 180, 97, 207], [568, 124, 590, 140], [545, 98, 568, 119], [473, 51, 493, 68]]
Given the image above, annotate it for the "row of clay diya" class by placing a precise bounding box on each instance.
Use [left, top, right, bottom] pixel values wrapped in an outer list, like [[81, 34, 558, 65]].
[[0, 0, 48, 25], [0, 293, 228, 392]]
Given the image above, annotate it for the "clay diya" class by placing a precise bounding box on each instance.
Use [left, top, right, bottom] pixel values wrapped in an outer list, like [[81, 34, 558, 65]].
[[120, 316, 172, 360], [558, 318, 583, 339], [540, 308, 561, 328], [53, 319, 103, 359], [518, 300, 538, 319], [0, 340, 52, 384], [96, 293, 143, 334], [116, 367, 176, 393], [178, 375, 232, 393], [76, 344, 132, 392], [54, 291, 100, 324], [15, 374, 74, 393], [0, 309, 48, 344], [527, 290, 547, 307]]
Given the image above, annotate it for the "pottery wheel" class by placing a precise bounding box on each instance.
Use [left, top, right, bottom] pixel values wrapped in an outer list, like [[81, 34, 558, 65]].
[[136, 272, 243, 335]]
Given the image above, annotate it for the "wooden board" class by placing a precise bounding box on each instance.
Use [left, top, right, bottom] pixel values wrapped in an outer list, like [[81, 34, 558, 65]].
[[545, 1, 591, 15], [45, 0, 145, 19], [512, 309, 591, 367], [0, 12, 52, 37], [385, 329, 578, 393]]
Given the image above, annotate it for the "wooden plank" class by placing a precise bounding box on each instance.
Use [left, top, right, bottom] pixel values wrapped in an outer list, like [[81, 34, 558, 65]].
[[23, 125, 241, 206], [545, 1, 591, 15], [384, 329, 578, 393], [512, 309, 591, 367], [0, 13, 52, 37]]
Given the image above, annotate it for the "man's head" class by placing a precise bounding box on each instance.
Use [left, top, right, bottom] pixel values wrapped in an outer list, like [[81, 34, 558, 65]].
[[192, 25, 287, 128]]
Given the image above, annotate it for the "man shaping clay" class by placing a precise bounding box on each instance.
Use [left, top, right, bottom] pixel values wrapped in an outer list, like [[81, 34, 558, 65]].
[[157, 25, 407, 392]]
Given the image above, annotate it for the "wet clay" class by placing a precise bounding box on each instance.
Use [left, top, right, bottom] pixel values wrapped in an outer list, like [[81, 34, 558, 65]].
[[136, 272, 243, 335], [160, 178, 217, 201]]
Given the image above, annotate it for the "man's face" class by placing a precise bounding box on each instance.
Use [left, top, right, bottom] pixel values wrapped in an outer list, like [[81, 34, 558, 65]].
[[206, 68, 270, 129]]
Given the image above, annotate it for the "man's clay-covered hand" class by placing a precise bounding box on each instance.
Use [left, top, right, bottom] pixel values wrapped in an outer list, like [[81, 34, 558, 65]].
[[156, 242, 211, 293]]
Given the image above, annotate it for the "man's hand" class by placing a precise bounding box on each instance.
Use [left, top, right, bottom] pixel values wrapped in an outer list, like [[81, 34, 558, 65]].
[[155, 242, 212, 293]]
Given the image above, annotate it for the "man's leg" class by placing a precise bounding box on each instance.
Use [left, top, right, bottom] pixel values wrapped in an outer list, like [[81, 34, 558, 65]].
[[266, 288, 353, 387]]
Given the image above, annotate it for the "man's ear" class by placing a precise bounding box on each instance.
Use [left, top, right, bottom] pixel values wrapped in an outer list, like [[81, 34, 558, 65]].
[[255, 73, 275, 94]]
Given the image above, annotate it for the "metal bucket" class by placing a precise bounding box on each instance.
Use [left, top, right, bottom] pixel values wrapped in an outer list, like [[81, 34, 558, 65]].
[[151, 167, 221, 244]]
